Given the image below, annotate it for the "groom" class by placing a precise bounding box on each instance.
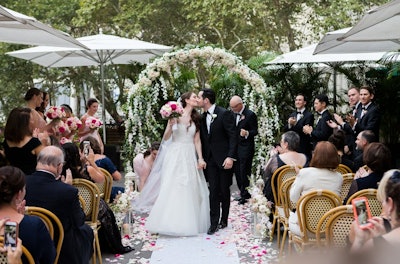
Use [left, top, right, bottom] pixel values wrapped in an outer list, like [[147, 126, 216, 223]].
[[198, 88, 237, 235]]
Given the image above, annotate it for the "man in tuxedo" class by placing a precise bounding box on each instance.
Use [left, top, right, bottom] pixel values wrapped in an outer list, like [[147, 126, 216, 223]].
[[284, 94, 314, 159], [354, 86, 380, 140], [198, 88, 237, 235], [303, 94, 333, 148], [25, 146, 94, 264], [229, 95, 258, 205]]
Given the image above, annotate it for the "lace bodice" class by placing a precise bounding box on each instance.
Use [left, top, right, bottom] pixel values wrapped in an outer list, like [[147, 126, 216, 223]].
[[172, 123, 196, 144]]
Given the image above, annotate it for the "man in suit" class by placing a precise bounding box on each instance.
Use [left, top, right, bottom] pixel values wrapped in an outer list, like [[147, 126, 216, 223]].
[[354, 86, 380, 140], [303, 94, 333, 148], [229, 95, 258, 205], [198, 88, 237, 235], [284, 94, 314, 159], [25, 146, 94, 264]]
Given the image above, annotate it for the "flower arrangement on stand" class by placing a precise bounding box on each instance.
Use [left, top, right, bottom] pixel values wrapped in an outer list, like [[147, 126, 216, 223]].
[[248, 176, 273, 239]]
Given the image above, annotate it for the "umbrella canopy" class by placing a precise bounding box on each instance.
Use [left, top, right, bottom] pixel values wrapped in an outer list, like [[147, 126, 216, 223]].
[[313, 28, 400, 54], [0, 5, 87, 48], [267, 44, 386, 64], [7, 33, 172, 143], [340, 0, 400, 42]]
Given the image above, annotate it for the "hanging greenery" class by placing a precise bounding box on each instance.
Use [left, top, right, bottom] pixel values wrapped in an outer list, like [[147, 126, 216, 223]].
[[123, 46, 279, 176]]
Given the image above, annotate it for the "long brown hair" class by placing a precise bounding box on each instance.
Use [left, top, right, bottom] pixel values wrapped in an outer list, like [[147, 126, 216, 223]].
[[309, 141, 340, 169], [180, 91, 201, 131]]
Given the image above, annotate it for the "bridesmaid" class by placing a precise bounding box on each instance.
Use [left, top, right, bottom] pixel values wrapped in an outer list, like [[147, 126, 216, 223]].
[[78, 98, 104, 154]]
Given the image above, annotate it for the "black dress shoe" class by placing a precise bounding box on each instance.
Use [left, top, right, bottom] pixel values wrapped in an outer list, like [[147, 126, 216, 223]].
[[207, 225, 219, 235], [239, 198, 248, 205], [234, 197, 241, 201], [118, 246, 134, 254], [218, 221, 227, 229]]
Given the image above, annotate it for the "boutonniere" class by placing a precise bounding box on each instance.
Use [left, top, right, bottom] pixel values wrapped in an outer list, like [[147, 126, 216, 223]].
[[211, 114, 217, 122], [299, 114, 303, 119], [240, 114, 245, 121]]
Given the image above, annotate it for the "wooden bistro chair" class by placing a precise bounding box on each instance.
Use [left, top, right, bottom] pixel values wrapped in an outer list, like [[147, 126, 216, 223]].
[[25, 206, 64, 264], [336, 164, 353, 174], [73, 178, 102, 264], [270, 165, 300, 246], [316, 205, 354, 248], [0, 237, 35, 264], [346, 188, 381, 216], [97, 168, 113, 204], [288, 189, 341, 254], [278, 177, 296, 257], [340, 173, 355, 203]]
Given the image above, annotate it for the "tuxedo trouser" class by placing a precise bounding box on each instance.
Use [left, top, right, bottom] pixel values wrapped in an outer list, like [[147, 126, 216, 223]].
[[205, 158, 233, 227], [234, 153, 253, 199]]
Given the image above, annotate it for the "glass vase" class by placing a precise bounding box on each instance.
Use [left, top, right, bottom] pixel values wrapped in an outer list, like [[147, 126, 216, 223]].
[[252, 212, 265, 239]]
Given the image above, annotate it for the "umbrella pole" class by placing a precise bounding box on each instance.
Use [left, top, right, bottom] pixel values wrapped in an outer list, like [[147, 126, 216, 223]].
[[100, 61, 107, 145]]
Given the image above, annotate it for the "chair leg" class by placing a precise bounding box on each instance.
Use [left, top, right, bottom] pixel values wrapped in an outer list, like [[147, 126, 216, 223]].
[[276, 218, 281, 247], [279, 226, 288, 257], [91, 231, 102, 264], [270, 214, 277, 241]]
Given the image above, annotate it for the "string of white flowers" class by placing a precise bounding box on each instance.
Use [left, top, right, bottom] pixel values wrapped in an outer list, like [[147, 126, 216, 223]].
[[124, 46, 279, 176]]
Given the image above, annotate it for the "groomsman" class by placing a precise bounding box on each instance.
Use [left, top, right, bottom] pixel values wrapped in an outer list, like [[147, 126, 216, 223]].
[[284, 94, 314, 159], [354, 86, 380, 140], [303, 94, 333, 148], [229, 95, 258, 205], [198, 88, 237, 235]]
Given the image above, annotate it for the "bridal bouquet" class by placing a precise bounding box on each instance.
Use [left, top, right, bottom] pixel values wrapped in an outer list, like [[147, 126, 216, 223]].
[[159, 101, 184, 119], [66, 117, 83, 131], [160, 101, 184, 130], [85, 116, 103, 129], [45, 106, 66, 120]]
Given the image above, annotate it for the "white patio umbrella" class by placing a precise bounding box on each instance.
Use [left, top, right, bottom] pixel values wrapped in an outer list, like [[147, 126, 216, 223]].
[[0, 5, 87, 48], [339, 0, 400, 42], [7, 32, 172, 143], [313, 28, 400, 54]]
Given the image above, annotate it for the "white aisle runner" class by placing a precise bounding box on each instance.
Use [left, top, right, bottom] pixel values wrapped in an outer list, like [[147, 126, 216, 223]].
[[150, 227, 240, 264]]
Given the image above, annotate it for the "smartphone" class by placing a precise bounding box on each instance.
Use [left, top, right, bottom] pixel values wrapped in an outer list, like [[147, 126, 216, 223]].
[[83, 141, 90, 157], [352, 197, 373, 229], [4, 221, 18, 250]]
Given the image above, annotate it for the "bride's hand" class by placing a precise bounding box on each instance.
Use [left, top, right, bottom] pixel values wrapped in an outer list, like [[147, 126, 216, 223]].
[[198, 159, 206, 170]]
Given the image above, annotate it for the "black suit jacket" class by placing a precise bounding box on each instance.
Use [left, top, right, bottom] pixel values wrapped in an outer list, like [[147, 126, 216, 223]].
[[311, 110, 333, 147], [284, 109, 314, 156], [200, 106, 237, 168], [354, 103, 380, 139], [25, 171, 93, 264], [236, 107, 258, 158]]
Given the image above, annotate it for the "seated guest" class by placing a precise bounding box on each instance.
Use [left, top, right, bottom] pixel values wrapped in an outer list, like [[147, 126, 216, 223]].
[[25, 146, 94, 264], [0, 219, 23, 264], [133, 141, 160, 191], [3, 107, 43, 174], [263, 131, 308, 203], [353, 130, 375, 174], [61, 142, 133, 254], [346, 142, 392, 200], [350, 169, 400, 260], [0, 166, 55, 264], [289, 141, 343, 235], [328, 130, 354, 172]]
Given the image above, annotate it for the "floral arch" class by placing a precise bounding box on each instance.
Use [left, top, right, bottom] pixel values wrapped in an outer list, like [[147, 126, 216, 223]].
[[124, 46, 279, 176]]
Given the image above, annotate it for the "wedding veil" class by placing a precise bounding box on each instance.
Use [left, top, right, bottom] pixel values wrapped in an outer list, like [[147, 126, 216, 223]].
[[131, 138, 171, 213]]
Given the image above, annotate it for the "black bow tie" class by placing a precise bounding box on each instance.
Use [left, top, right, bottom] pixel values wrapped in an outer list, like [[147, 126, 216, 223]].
[[297, 111, 302, 114], [362, 106, 367, 110], [206, 111, 211, 115], [317, 112, 322, 116], [236, 113, 241, 116]]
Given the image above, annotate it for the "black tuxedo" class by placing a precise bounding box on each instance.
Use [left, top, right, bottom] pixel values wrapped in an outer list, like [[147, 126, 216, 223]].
[[284, 109, 314, 158], [354, 102, 380, 140], [234, 107, 258, 200], [310, 110, 333, 148], [25, 171, 94, 264], [200, 106, 237, 227]]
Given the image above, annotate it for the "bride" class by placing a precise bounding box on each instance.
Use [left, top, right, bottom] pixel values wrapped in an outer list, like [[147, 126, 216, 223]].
[[134, 91, 210, 236]]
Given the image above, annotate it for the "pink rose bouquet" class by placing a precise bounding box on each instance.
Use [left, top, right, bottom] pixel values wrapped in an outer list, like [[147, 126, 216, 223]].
[[85, 116, 103, 129], [45, 106, 66, 120], [60, 137, 72, 145], [66, 117, 83, 131], [159, 101, 184, 119], [55, 120, 70, 134]]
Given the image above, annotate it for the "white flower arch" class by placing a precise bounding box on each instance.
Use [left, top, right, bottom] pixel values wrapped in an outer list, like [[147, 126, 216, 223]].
[[124, 46, 279, 176]]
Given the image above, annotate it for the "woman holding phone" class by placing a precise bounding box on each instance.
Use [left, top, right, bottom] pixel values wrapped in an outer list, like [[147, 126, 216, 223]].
[[0, 166, 55, 264]]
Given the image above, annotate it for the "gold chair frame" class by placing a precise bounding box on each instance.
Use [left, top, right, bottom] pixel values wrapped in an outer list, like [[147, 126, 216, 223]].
[[97, 168, 113, 204], [288, 189, 341, 253], [340, 173, 355, 203], [25, 206, 64, 264], [72, 178, 102, 264], [0, 238, 34, 264], [336, 164, 353, 174], [278, 177, 296, 257]]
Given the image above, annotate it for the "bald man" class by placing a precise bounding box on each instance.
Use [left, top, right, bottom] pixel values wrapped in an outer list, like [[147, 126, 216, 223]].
[[229, 95, 258, 205]]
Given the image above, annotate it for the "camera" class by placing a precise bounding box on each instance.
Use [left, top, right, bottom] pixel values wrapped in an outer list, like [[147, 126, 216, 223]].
[[4, 221, 18, 250], [352, 197, 373, 229], [83, 141, 90, 157]]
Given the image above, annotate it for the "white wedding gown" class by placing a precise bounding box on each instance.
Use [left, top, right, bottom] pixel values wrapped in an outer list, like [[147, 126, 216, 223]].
[[145, 123, 210, 236]]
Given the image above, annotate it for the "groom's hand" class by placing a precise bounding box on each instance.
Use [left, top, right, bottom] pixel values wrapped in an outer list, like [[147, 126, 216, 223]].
[[222, 158, 233, 169]]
